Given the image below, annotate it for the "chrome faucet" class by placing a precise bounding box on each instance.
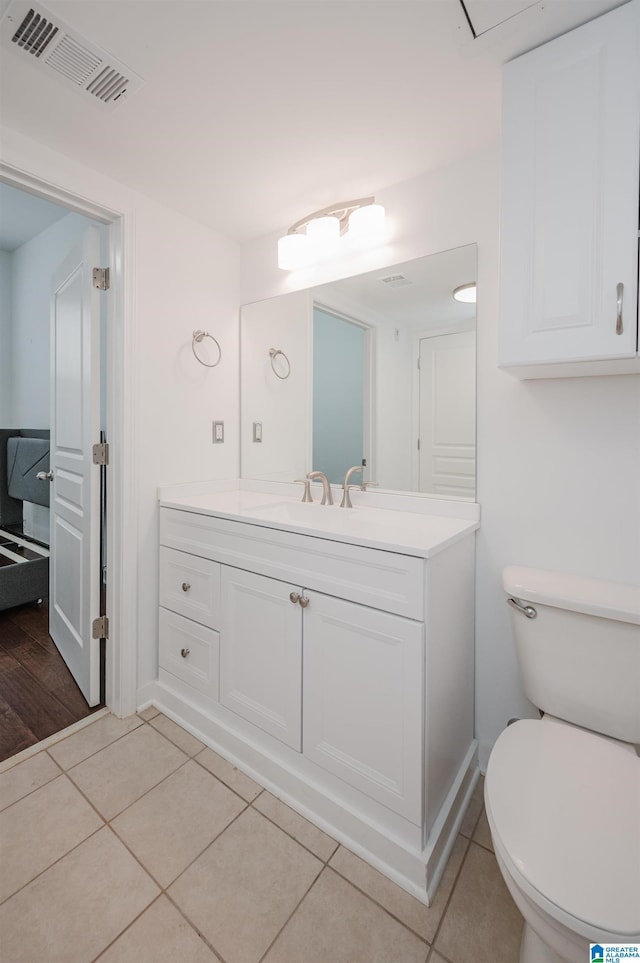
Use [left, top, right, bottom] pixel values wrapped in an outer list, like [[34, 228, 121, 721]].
[[306, 471, 334, 505], [340, 466, 378, 508]]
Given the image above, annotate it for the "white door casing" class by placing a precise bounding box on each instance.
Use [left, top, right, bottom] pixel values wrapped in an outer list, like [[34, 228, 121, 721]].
[[418, 331, 476, 497], [49, 226, 102, 706]]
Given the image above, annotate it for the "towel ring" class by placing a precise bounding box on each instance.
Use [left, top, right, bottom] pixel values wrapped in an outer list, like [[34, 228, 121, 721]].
[[269, 348, 291, 380], [192, 330, 222, 368]]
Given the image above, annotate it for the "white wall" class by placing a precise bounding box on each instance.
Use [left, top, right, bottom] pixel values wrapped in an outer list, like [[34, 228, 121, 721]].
[[0, 250, 11, 423], [10, 212, 89, 427], [241, 145, 640, 766], [1, 126, 241, 700]]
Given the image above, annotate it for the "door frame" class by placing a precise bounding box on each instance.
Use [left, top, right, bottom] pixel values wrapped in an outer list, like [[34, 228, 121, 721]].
[[0, 161, 137, 718]]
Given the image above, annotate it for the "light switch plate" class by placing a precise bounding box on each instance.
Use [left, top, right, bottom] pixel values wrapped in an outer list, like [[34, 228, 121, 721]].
[[212, 421, 224, 443], [253, 421, 262, 443]]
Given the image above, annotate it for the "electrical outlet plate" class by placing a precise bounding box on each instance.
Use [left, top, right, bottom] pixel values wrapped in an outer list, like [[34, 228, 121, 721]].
[[212, 421, 224, 443]]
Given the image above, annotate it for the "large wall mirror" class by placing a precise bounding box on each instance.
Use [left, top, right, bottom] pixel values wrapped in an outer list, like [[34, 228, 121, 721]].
[[240, 243, 477, 499]]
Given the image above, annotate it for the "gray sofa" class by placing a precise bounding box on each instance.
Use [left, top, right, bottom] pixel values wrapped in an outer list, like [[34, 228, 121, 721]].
[[0, 429, 50, 611]]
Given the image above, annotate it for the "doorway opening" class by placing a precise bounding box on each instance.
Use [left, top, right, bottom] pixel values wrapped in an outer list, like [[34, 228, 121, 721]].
[[0, 180, 113, 762]]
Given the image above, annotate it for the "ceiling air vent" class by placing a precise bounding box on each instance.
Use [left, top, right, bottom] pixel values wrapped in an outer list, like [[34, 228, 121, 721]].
[[1, 0, 143, 108], [379, 274, 412, 289]]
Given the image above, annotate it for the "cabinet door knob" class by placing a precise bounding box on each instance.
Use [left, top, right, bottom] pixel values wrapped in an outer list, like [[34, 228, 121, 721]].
[[616, 282, 624, 335], [289, 591, 300, 604], [181, 582, 191, 592], [180, 648, 190, 658], [299, 596, 310, 608]]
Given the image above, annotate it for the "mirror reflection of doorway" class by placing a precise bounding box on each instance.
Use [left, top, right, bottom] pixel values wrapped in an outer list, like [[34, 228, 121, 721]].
[[418, 330, 476, 497], [312, 307, 370, 485]]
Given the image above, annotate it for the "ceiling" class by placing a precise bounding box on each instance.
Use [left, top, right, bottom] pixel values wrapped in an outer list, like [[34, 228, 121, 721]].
[[0, 0, 627, 243]]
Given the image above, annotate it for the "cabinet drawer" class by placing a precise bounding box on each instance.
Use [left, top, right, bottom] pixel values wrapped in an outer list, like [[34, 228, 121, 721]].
[[159, 607, 219, 697], [159, 546, 221, 628], [160, 508, 424, 620]]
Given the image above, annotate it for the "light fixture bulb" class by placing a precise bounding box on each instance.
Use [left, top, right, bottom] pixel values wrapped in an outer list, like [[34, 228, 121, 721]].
[[347, 203, 386, 247], [452, 283, 476, 304], [306, 215, 341, 258], [278, 232, 309, 271]]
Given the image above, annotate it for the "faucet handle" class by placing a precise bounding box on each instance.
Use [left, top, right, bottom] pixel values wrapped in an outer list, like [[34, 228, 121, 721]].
[[361, 480, 379, 491], [294, 479, 313, 503]]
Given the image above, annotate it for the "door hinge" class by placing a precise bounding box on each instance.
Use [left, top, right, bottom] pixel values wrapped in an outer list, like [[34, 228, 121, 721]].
[[417, 438, 421, 450], [92, 616, 109, 639], [92, 442, 109, 466], [417, 357, 421, 369], [92, 267, 110, 291]]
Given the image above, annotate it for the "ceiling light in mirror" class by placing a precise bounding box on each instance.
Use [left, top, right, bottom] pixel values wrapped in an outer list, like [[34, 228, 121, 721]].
[[453, 282, 476, 303]]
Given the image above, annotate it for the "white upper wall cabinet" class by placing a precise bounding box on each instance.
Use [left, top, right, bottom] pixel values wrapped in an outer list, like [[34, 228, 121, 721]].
[[499, 0, 640, 377]]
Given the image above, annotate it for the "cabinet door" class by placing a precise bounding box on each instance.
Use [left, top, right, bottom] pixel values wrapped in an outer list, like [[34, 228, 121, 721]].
[[303, 592, 423, 823], [220, 567, 302, 750], [500, 2, 639, 366]]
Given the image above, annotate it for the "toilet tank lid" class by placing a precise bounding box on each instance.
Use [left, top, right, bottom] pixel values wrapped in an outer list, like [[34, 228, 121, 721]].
[[503, 566, 640, 625]]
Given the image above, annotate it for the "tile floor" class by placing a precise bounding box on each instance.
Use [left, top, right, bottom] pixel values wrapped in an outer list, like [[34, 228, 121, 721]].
[[0, 708, 524, 963]]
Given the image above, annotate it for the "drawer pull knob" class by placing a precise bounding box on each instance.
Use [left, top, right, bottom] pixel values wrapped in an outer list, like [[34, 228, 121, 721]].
[[299, 596, 310, 608], [180, 648, 190, 658], [289, 591, 300, 604], [181, 582, 191, 593]]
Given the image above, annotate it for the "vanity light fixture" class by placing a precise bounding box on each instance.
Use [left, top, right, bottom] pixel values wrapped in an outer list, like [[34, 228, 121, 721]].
[[277, 197, 386, 270], [452, 282, 477, 304]]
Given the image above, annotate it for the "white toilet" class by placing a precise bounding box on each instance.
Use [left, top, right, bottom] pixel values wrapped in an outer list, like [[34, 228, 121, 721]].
[[484, 566, 640, 963]]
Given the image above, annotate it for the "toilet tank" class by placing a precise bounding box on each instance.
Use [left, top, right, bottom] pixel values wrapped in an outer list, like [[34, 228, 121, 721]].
[[503, 566, 640, 744]]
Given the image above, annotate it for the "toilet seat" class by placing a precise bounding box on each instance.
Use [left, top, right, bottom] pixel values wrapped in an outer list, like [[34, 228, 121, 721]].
[[485, 719, 640, 941]]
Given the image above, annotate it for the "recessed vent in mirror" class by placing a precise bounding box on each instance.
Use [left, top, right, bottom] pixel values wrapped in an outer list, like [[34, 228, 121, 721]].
[[1, 0, 143, 108]]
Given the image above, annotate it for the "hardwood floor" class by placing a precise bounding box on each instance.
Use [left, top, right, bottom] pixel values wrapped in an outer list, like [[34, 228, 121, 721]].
[[0, 601, 101, 763]]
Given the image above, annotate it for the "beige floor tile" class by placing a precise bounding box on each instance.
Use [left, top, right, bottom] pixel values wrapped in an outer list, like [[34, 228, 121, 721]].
[[97, 895, 220, 962], [48, 713, 143, 770], [149, 713, 205, 756], [427, 953, 449, 963], [0, 827, 159, 963], [435, 841, 523, 963], [137, 705, 161, 721], [264, 867, 429, 963], [330, 833, 468, 944], [169, 807, 322, 963], [112, 760, 245, 886], [0, 774, 103, 902], [459, 773, 484, 838], [473, 808, 494, 852], [0, 751, 60, 811], [68, 724, 187, 819], [195, 746, 262, 801], [253, 791, 338, 862]]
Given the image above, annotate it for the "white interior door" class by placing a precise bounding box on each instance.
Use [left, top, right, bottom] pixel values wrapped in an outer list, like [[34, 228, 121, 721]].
[[49, 227, 101, 706], [419, 331, 476, 497]]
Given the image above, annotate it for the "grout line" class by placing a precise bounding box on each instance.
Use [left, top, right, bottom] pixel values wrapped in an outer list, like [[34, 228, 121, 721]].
[[249, 792, 339, 866], [427, 831, 474, 957], [90, 892, 166, 963], [0, 708, 111, 774], [163, 891, 227, 963], [326, 855, 431, 946], [255, 861, 327, 963]]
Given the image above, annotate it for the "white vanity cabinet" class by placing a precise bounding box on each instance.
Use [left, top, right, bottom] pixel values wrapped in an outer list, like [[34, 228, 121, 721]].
[[499, 0, 640, 377], [219, 567, 303, 751], [155, 499, 477, 904]]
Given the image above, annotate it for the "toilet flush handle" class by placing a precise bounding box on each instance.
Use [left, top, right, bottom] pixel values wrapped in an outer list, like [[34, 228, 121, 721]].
[[507, 597, 537, 619]]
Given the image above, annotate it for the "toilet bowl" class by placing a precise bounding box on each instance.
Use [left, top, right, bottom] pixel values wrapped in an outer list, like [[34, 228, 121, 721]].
[[485, 717, 640, 962], [484, 566, 640, 963]]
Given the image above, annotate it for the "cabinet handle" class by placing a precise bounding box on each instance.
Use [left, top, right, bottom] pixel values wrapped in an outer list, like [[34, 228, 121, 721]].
[[181, 582, 191, 593], [289, 592, 300, 604], [616, 282, 624, 335], [180, 647, 190, 658], [299, 596, 310, 608]]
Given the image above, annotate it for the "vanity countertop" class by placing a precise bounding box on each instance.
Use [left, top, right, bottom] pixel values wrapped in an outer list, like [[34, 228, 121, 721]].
[[159, 488, 479, 559]]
